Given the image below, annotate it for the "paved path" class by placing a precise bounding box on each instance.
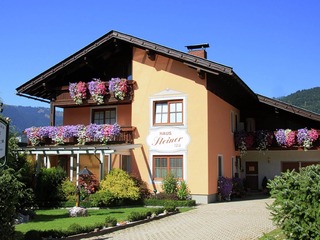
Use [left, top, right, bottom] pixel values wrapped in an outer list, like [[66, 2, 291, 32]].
[[81, 197, 276, 240]]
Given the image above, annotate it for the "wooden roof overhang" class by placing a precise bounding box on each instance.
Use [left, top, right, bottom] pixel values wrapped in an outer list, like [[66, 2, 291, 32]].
[[16, 30, 256, 107], [257, 94, 320, 122]]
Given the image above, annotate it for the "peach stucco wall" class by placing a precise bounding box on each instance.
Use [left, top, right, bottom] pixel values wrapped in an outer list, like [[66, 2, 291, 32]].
[[207, 92, 240, 193], [130, 47, 238, 197], [60, 47, 239, 199]]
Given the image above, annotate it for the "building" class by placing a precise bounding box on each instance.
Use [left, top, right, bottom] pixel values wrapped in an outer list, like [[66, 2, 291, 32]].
[[16, 30, 320, 203]]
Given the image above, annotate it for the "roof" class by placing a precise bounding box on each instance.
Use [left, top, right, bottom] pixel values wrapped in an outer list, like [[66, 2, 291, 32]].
[[257, 94, 320, 122], [16, 30, 256, 103]]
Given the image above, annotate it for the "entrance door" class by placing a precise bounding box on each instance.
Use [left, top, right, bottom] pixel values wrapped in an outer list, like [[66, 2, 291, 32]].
[[245, 161, 258, 191]]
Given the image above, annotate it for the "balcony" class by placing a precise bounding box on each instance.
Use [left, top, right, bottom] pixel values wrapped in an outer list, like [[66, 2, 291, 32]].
[[235, 128, 320, 153], [53, 80, 136, 108], [23, 124, 136, 148]]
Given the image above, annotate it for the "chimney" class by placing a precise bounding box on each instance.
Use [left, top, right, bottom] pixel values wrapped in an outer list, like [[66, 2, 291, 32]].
[[185, 43, 209, 59]]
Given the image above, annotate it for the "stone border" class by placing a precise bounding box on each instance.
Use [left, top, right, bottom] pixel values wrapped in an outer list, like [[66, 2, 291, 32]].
[[66, 211, 179, 240]]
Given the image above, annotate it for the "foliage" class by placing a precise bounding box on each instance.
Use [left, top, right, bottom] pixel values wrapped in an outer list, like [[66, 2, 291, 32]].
[[130, 174, 151, 199], [90, 190, 116, 207], [105, 216, 117, 227], [231, 177, 245, 197], [144, 198, 196, 207], [162, 174, 178, 194], [34, 167, 67, 208], [0, 168, 25, 239], [78, 171, 100, 200], [99, 168, 140, 201], [177, 180, 190, 200], [278, 87, 320, 114], [16, 207, 189, 238], [267, 165, 320, 239], [61, 179, 77, 202], [218, 176, 233, 201]]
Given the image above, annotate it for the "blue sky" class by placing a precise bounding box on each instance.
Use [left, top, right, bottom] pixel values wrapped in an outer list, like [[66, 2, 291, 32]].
[[1, 0, 320, 107]]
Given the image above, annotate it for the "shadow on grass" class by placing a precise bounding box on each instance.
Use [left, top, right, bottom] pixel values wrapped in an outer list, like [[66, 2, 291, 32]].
[[30, 213, 70, 222]]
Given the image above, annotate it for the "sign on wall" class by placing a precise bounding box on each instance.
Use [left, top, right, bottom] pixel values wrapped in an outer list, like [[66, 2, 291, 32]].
[[0, 118, 9, 167], [147, 127, 190, 152]]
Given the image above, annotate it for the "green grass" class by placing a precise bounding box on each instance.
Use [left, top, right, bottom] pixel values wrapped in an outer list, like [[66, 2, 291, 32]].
[[15, 207, 194, 236], [259, 228, 287, 240]]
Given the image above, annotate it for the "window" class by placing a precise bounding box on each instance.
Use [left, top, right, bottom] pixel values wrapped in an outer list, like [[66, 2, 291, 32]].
[[153, 155, 183, 179], [154, 100, 183, 125], [92, 108, 116, 124], [121, 155, 131, 173]]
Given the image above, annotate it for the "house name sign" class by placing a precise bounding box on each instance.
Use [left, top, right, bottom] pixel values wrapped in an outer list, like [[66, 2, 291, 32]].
[[147, 127, 190, 152], [0, 118, 9, 167]]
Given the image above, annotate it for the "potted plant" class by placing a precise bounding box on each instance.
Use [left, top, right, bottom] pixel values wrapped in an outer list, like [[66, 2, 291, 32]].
[[88, 78, 106, 105], [108, 78, 128, 100], [69, 81, 87, 104]]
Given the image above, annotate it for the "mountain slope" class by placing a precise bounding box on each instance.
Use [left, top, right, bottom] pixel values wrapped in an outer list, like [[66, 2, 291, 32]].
[[277, 87, 320, 114], [2, 105, 63, 135]]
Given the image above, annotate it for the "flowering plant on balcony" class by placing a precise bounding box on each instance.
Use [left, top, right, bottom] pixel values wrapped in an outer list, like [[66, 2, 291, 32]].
[[88, 78, 106, 105], [24, 123, 121, 146], [69, 81, 87, 104], [234, 131, 254, 156], [99, 124, 121, 144], [297, 128, 319, 150], [108, 78, 128, 100], [24, 127, 41, 146], [275, 129, 296, 147], [256, 130, 273, 151]]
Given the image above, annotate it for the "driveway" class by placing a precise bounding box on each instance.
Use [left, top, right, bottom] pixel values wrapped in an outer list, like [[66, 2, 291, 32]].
[[81, 197, 276, 240]]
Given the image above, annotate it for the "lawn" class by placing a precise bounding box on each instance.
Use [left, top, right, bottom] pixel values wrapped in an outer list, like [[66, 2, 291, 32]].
[[15, 207, 193, 238], [259, 228, 286, 240]]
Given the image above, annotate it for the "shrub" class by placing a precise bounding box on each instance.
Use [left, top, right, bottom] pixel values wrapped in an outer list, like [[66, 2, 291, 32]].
[[218, 176, 233, 201], [105, 216, 117, 227], [61, 179, 77, 202], [34, 167, 67, 208], [0, 168, 25, 239], [144, 198, 196, 207], [267, 165, 320, 239], [127, 211, 146, 222], [177, 180, 190, 200], [99, 169, 140, 201], [162, 174, 178, 194], [90, 190, 115, 207], [130, 174, 151, 199]]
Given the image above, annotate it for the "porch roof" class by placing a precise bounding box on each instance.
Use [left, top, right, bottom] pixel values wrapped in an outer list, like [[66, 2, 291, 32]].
[[15, 143, 142, 155]]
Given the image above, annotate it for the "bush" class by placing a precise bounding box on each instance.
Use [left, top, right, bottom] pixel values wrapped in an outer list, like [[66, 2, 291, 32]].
[[34, 167, 67, 208], [61, 178, 77, 202], [99, 169, 140, 201], [90, 190, 116, 207], [218, 176, 233, 201], [0, 168, 25, 240], [144, 198, 196, 207], [177, 180, 190, 200], [105, 216, 117, 227], [162, 174, 178, 194], [267, 165, 320, 239]]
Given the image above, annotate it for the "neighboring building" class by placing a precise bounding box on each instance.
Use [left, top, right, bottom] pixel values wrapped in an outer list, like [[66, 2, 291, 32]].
[[16, 30, 320, 203]]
